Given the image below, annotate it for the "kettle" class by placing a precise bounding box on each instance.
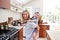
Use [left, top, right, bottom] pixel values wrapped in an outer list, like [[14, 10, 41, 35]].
[[0, 25, 9, 30], [13, 21, 18, 26]]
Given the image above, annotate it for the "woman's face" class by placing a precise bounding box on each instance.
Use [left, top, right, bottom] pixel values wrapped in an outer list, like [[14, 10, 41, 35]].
[[33, 14, 37, 18], [22, 12, 29, 20]]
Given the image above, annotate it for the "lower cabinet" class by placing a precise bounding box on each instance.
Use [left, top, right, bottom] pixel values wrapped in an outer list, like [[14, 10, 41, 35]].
[[47, 34, 51, 40], [39, 24, 50, 38], [18, 28, 23, 40]]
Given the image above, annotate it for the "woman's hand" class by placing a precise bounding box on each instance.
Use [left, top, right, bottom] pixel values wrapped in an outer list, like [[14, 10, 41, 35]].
[[20, 21, 25, 26], [27, 20, 35, 22], [27, 20, 31, 22], [21, 24, 26, 26]]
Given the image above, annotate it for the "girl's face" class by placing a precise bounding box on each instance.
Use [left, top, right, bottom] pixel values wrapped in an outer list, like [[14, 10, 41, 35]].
[[35, 13, 40, 18], [22, 12, 29, 20]]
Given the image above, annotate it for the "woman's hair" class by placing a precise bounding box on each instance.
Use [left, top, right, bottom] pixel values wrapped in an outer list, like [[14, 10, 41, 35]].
[[35, 12, 42, 24], [35, 12, 41, 19], [35, 12, 39, 14], [22, 10, 30, 20]]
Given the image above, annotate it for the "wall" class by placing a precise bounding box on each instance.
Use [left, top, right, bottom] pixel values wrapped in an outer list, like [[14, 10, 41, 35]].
[[0, 9, 21, 22], [23, 0, 43, 15]]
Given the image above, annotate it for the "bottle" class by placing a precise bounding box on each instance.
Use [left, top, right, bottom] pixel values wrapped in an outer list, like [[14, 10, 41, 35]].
[[1, 25, 4, 30]]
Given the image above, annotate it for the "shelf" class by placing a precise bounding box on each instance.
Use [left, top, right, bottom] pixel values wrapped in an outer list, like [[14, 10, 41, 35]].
[[10, 0, 23, 13], [11, 4, 23, 10]]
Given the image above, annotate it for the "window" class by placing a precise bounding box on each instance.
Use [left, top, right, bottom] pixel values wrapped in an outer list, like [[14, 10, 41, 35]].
[[43, 0, 60, 23]]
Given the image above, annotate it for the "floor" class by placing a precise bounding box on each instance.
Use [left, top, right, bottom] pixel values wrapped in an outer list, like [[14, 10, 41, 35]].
[[23, 28, 47, 40], [23, 38, 47, 40], [37, 38, 47, 40]]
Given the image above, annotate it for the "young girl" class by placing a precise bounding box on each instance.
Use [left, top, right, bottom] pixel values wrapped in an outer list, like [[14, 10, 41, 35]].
[[27, 12, 39, 40], [31, 13, 39, 40]]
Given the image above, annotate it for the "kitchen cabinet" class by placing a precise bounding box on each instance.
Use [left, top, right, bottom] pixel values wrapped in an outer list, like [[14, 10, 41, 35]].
[[0, 0, 23, 12], [10, 0, 23, 12], [0, 0, 10, 9], [39, 24, 50, 38], [18, 28, 23, 40], [10, 6, 23, 12]]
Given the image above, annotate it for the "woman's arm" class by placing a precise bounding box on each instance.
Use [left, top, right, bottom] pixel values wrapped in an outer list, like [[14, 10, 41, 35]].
[[27, 20, 36, 22], [20, 21, 26, 26]]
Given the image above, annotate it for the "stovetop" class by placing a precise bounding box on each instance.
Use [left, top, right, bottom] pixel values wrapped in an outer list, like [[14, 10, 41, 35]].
[[0, 27, 18, 40]]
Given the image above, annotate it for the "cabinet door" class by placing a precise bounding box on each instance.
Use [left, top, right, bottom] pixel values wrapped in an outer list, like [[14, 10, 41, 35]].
[[42, 27, 47, 37], [18, 28, 23, 40], [39, 29, 43, 37], [39, 24, 50, 38], [0, 0, 2, 8], [0, 0, 10, 9]]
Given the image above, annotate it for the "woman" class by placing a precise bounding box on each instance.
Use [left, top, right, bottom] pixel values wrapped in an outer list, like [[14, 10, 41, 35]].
[[21, 10, 37, 40]]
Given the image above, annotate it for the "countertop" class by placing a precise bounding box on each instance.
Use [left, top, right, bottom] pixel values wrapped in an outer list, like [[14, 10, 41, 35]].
[[11, 26, 23, 30], [46, 30, 60, 40], [39, 24, 50, 25]]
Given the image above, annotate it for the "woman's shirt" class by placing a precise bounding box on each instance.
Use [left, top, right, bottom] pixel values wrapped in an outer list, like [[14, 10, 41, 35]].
[[24, 22, 36, 37], [23, 19, 37, 40]]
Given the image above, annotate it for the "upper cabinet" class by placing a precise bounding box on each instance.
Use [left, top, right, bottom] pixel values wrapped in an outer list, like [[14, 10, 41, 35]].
[[0, 0, 23, 12], [0, 0, 10, 9]]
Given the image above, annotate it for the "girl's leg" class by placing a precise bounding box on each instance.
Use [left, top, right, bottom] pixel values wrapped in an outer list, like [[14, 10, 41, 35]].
[[33, 32, 36, 40], [33, 25, 39, 40], [36, 25, 39, 38]]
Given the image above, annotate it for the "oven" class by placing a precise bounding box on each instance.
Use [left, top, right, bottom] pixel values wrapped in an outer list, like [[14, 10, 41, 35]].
[[7, 27, 19, 40], [9, 32, 18, 40], [0, 27, 19, 40]]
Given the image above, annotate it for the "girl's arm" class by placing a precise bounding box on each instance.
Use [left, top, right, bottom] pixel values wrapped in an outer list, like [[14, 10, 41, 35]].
[[36, 25, 39, 36]]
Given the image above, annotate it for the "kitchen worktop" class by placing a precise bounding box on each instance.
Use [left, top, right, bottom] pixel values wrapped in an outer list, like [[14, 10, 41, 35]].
[[46, 30, 60, 40], [12, 26, 23, 30], [39, 24, 50, 25]]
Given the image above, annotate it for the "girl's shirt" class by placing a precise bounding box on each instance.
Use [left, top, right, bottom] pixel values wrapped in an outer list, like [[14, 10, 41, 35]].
[[31, 17, 38, 24]]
